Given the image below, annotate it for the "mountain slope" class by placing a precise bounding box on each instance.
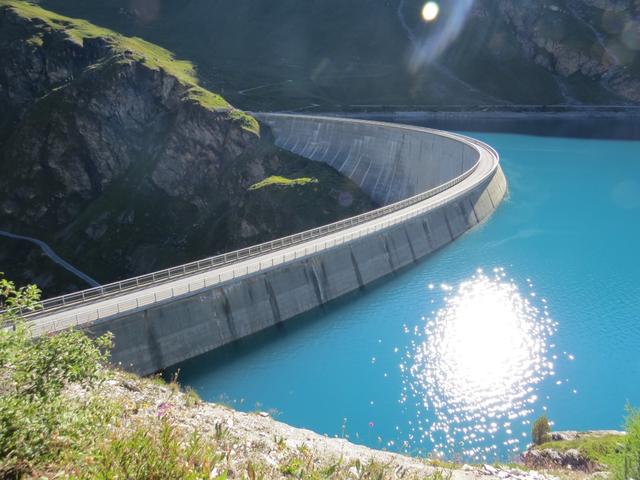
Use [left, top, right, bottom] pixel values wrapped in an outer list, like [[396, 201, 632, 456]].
[[0, 0, 376, 296], [35, 0, 640, 110]]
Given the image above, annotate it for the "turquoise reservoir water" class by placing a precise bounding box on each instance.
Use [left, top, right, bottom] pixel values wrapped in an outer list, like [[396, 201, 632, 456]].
[[171, 122, 640, 461]]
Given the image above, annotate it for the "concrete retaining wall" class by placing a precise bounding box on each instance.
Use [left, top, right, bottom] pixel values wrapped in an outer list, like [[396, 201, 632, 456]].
[[83, 116, 507, 375]]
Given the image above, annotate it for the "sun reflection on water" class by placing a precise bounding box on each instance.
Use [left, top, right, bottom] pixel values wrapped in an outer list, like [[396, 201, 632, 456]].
[[401, 268, 560, 460]]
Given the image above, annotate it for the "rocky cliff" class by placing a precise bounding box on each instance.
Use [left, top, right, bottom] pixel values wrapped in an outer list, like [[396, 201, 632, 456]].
[[0, 1, 376, 296], [496, 0, 640, 103], [35, 0, 640, 110]]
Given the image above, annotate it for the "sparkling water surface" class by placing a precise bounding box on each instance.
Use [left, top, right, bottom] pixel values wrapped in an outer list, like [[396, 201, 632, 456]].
[[169, 119, 640, 461]]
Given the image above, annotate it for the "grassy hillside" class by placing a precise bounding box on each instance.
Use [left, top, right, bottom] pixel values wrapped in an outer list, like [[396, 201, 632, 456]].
[[35, 0, 640, 110], [1, 0, 258, 133]]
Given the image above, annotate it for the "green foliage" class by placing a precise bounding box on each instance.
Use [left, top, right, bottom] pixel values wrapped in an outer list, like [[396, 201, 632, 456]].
[[0, 273, 112, 399], [249, 175, 319, 191], [184, 386, 202, 407], [0, 272, 41, 320], [614, 408, 640, 480], [534, 434, 624, 467], [213, 421, 229, 441], [0, 275, 117, 477], [13, 329, 112, 398], [280, 457, 304, 475], [78, 420, 222, 480], [0, 392, 121, 476], [531, 415, 551, 446]]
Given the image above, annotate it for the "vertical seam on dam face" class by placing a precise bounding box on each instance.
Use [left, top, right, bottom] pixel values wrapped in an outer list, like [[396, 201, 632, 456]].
[[403, 225, 418, 263], [37, 114, 506, 375], [264, 278, 282, 324], [443, 211, 455, 239], [421, 219, 434, 251], [220, 290, 238, 339], [144, 310, 164, 375], [486, 178, 497, 208], [468, 197, 480, 225], [306, 261, 326, 305], [349, 247, 365, 289], [383, 236, 396, 272]]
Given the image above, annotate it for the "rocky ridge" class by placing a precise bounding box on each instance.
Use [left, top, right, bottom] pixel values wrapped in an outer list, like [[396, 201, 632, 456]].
[[496, 0, 640, 103], [0, 0, 375, 295]]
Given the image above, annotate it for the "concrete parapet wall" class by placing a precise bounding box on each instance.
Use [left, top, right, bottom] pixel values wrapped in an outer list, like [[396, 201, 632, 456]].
[[83, 121, 507, 375]]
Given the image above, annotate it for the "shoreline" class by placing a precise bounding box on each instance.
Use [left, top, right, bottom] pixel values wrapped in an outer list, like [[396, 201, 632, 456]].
[[92, 370, 566, 480], [280, 108, 640, 119]]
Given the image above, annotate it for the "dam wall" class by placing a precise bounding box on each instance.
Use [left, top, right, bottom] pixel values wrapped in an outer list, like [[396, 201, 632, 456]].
[[28, 115, 507, 376], [260, 114, 479, 205]]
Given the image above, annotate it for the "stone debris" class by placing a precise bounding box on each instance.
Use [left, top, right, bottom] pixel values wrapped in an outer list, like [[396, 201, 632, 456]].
[[62, 371, 595, 479], [551, 430, 626, 442], [522, 448, 606, 473], [481, 464, 559, 480]]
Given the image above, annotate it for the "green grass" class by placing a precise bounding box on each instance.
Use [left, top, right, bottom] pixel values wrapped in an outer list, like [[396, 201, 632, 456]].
[[0, 0, 258, 134], [534, 434, 625, 468], [249, 175, 319, 191]]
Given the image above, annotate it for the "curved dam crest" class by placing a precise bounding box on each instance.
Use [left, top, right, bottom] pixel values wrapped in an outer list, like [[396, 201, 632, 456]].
[[21, 115, 507, 375]]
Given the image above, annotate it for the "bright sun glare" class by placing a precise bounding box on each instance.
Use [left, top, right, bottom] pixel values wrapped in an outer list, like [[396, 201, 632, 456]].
[[402, 269, 560, 459], [421, 1, 440, 22]]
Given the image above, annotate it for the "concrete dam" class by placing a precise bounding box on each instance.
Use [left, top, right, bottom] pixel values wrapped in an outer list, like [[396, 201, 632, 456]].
[[18, 114, 507, 375]]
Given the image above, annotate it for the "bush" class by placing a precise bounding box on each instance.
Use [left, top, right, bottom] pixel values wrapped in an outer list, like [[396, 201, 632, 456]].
[[81, 420, 223, 480], [614, 408, 640, 480], [0, 274, 116, 476], [532, 415, 551, 446]]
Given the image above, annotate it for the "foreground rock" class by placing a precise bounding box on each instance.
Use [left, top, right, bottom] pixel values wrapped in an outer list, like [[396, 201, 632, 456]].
[[522, 448, 602, 472], [522, 430, 626, 473], [550, 431, 626, 442], [480, 464, 559, 480]]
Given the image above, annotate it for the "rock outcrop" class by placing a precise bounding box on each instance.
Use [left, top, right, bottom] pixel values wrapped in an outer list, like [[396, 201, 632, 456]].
[[522, 448, 602, 472], [0, 1, 375, 295], [495, 0, 640, 103], [36, 0, 640, 109], [550, 430, 626, 441], [522, 430, 627, 472]]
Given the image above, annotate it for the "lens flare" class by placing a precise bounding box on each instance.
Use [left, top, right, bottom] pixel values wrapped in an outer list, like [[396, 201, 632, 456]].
[[421, 2, 440, 22], [401, 269, 562, 460], [410, 0, 475, 70]]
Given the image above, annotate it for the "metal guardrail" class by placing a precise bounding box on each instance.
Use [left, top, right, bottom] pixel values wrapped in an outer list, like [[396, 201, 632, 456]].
[[26, 143, 500, 336], [3, 121, 499, 329]]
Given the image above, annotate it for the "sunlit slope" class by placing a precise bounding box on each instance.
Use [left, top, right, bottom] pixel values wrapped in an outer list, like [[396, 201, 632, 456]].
[[39, 0, 640, 110]]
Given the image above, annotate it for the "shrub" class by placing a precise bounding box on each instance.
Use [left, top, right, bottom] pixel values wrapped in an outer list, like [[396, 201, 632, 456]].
[[0, 274, 116, 476], [614, 408, 640, 480], [82, 420, 223, 480], [531, 415, 551, 446]]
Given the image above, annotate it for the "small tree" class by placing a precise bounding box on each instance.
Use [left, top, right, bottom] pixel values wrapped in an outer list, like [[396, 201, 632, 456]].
[[531, 415, 551, 445], [616, 407, 640, 480]]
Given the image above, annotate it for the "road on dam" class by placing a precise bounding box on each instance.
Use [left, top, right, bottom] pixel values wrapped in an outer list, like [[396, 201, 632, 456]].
[[5, 115, 506, 374]]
